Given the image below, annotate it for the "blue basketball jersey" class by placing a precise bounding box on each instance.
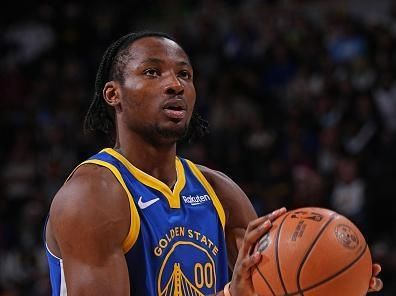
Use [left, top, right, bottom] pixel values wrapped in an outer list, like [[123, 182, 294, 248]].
[[45, 148, 229, 295]]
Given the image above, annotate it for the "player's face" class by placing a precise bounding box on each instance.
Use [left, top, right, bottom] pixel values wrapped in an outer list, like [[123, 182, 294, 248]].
[[118, 37, 196, 145]]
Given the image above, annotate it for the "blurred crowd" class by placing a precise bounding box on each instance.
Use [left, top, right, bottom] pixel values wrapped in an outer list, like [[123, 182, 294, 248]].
[[1, 0, 396, 295]]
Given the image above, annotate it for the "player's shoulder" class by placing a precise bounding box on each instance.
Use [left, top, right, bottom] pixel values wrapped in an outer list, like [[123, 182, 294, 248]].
[[48, 163, 130, 255], [196, 164, 256, 219], [54, 163, 124, 201], [196, 164, 235, 190], [49, 163, 129, 228]]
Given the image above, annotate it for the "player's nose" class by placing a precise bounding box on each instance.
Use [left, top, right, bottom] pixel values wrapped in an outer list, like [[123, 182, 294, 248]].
[[164, 73, 184, 96]]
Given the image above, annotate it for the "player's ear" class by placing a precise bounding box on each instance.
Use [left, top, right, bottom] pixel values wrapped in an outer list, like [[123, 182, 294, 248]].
[[103, 81, 121, 107]]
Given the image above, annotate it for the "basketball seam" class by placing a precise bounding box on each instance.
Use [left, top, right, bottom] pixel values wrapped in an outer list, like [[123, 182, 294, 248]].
[[295, 214, 336, 295], [288, 243, 369, 295], [255, 266, 276, 296], [276, 213, 291, 295]]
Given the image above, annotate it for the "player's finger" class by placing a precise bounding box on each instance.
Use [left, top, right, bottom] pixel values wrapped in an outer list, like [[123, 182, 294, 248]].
[[262, 207, 287, 223], [245, 216, 272, 232], [372, 263, 381, 277], [240, 220, 272, 256], [246, 208, 286, 232], [239, 251, 262, 275], [368, 277, 383, 292]]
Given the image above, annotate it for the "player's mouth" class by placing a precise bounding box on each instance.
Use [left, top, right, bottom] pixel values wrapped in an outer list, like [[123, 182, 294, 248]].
[[162, 100, 187, 120]]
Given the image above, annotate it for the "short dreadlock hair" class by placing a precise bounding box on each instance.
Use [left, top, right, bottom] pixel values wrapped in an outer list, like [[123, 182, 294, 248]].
[[84, 31, 208, 144]]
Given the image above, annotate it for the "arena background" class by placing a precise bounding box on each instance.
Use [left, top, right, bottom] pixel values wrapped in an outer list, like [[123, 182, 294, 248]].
[[1, 0, 396, 295]]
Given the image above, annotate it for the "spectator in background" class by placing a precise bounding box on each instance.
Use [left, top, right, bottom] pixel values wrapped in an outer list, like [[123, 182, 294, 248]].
[[373, 72, 396, 135], [317, 126, 339, 176], [293, 165, 325, 209], [331, 155, 366, 230]]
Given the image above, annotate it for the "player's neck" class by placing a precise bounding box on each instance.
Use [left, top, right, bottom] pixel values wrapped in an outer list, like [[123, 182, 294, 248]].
[[115, 133, 178, 189]]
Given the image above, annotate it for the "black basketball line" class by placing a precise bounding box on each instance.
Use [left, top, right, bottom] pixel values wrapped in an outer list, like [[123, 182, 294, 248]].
[[275, 212, 291, 295], [255, 265, 276, 296], [295, 213, 336, 295], [288, 244, 369, 296]]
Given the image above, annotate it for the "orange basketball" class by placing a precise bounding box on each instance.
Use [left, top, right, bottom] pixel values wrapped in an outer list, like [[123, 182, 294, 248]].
[[252, 207, 372, 296]]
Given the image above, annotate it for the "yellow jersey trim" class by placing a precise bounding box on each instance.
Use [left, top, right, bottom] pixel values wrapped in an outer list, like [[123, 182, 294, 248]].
[[103, 148, 185, 209], [67, 159, 140, 253], [185, 160, 226, 230]]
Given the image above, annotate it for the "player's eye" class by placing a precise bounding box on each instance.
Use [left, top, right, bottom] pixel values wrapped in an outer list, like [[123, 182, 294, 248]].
[[143, 68, 160, 77], [178, 70, 192, 80]]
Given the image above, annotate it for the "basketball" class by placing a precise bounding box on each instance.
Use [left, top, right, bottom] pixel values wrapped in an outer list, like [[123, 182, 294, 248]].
[[252, 207, 372, 296]]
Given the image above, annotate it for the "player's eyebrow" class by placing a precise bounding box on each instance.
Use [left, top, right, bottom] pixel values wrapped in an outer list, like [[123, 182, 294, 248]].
[[176, 60, 192, 67], [140, 57, 164, 65]]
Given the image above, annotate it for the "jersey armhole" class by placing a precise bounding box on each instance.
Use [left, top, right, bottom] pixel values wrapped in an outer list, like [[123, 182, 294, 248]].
[[70, 159, 140, 253], [184, 160, 226, 230]]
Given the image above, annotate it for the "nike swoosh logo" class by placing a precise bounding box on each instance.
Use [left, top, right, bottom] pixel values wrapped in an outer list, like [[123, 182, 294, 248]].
[[138, 196, 160, 209]]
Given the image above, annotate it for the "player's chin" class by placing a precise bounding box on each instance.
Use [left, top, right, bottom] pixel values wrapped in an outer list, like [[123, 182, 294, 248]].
[[156, 122, 189, 141]]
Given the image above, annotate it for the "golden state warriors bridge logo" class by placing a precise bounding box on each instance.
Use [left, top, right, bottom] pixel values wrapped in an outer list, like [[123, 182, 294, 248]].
[[154, 227, 219, 295]]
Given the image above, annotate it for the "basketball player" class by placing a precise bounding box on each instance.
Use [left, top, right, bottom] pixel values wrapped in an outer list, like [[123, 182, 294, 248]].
[[44, 32, 382, 295]]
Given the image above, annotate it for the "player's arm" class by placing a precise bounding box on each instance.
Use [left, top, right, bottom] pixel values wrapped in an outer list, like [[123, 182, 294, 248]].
[[47, 164, 131, 295], [200, 166, 286, 296]]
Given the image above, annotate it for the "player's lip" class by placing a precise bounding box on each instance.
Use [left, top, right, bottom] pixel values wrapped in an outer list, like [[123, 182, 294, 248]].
[[162, 99, 187, 111], [162, 99, 187, 120]]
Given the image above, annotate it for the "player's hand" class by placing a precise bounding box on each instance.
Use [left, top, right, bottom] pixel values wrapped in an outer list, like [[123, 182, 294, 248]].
[[228, 207, 287, 296], [368, 263, 383, 292]]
